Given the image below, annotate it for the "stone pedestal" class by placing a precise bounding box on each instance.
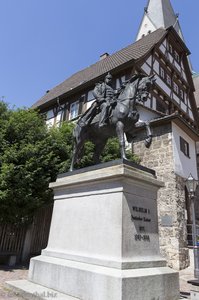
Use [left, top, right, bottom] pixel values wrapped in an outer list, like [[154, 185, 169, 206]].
[[13, 160, 180, 299]]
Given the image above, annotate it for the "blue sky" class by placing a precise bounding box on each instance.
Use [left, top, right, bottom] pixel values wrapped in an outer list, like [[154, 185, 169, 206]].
[[0, 0, 198, 108]]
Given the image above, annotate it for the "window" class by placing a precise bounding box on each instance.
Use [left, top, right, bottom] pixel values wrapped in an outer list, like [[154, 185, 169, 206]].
[[45, 109, 55, 127], [86, 91, 95, 109], [46, 109, 54, 120], [168, 43, 180, 63], [174, 50, 180, 63], [87, 90, 95, 102], [180, 89, 184, 102], [169, 44, 173, 54], [160, 67, 165, 79], [116, 76, 126, 89], [180, 136, 190, 158], [173, 82, 179, 95], [69, 101, 79, 120], [166, 74, 171, 86]]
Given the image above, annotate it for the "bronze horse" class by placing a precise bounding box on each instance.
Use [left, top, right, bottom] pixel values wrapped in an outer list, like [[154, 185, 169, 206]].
[[70, 74, 156, 171]]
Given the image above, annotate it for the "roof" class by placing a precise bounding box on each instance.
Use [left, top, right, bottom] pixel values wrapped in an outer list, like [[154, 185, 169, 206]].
[[32, 28, 167, 110]]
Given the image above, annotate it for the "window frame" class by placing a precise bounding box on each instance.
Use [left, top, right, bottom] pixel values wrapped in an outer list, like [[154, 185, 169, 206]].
[[180, 136, 190, 158], [69, 101, 79, 120], [166, 74, 172, 86], [173, 81, 179, 95], [159, 66, 165, 80]]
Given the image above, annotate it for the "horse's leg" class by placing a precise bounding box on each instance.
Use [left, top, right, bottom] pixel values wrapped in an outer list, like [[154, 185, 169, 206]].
[[70, 126, 85, 171], [135, 121, 152, 149], [116, 121, 127, 159], [144, 121, 152, 148], [70, 140, 78, 172], [93, 139, 107, 164]]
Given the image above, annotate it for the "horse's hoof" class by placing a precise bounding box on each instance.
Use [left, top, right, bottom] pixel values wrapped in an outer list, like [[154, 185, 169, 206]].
[[145, 138, 152, 148]]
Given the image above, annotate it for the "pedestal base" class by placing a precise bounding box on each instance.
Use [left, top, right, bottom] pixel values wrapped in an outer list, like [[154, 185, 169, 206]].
[[27, 255, 179, 300], [9, 161, 180, 299]]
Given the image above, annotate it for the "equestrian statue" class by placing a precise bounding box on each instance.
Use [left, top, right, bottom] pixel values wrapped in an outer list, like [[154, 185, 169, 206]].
[[70, 72, 156, 171]]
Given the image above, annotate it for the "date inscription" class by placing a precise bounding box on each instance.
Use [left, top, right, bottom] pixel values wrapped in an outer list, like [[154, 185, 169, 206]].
[[131, 205, 151, 242]]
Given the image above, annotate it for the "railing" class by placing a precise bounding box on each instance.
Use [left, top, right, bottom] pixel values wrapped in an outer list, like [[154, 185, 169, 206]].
[[0, 204, 53, 264], [29, 204, 53, 256], [0, 224, 26, 254]]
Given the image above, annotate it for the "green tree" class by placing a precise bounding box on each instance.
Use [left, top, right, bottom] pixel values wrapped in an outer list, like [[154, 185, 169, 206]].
[[0, 103, 139, 224], [0, 107, 73, 224]]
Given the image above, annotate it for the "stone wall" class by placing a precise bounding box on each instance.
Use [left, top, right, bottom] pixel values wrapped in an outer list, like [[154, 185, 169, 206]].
[[133, 123, 189, 270]]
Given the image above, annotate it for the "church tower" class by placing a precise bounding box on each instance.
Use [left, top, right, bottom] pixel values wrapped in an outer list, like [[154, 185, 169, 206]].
[[136, 0, 184, 41]]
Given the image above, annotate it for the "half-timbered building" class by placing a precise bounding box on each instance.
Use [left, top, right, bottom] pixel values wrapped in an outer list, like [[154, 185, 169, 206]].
[[32, 0, 199, 270]]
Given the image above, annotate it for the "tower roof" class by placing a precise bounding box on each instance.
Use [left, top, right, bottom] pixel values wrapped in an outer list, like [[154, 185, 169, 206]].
[[136, 0, 184, 41]]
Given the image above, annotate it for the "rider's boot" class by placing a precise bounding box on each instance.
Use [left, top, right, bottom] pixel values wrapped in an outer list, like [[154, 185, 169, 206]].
[[99, 107, 108, 128]]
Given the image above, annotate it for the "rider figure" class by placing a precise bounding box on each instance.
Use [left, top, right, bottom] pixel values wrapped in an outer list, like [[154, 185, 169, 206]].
[[92, 73, 116, 128]]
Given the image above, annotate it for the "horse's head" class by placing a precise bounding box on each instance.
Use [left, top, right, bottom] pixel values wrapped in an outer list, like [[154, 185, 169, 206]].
[[116, 73, 156, 105], [136, 74, 156, 103]]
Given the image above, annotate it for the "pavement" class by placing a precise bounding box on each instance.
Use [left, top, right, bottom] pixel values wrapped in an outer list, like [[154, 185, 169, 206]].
[[0, 264, 28, 300], [0, 252, 197, 300]]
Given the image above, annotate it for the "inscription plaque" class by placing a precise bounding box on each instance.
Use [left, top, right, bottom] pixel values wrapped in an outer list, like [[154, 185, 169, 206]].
[[131, 205, 152, 242], [161, 214, 173, 227]]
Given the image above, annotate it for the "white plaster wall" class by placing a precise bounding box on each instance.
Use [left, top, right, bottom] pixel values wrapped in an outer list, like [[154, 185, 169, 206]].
[[138, 106, 159, 122], [189, 109, 194, 120], [156, 76, 171, 96], [167, 53, 173, 64], [153, 60, 159, 73], [181, 102, 187, 113], [55, 111, 62, 126], [136, 15, 156, 40], [172, 122, 198, 179], [86, 99, 95, 109], [173, 93, 180, 104], [174, 61, 181, 72], [46, 117, 55, 128], [144, 98, 151, 109], [159, 44, 166, 55], [141, 63, 151, 75], [146, 56, 152, 66]]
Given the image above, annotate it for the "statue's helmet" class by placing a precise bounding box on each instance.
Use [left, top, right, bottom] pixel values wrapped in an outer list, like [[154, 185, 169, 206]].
[[105, 72, 112, 79]]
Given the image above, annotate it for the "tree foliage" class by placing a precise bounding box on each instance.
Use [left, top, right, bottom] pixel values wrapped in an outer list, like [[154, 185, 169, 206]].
[[0, 102, 140, 224], [0, 105, 73, 224]]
